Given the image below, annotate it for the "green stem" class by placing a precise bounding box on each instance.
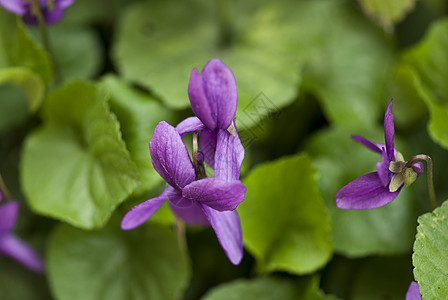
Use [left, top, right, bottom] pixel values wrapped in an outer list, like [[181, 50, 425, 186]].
[[0, 172, 13, 200], [31, 0, 61, 84], [192, 132, 206, 180], [406, 154, 437, 210]]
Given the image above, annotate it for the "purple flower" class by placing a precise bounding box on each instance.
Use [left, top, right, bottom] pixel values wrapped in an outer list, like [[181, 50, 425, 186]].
[[121, 121, 246, 265], [406, 281, 421, 300], [0, 0, 74, 24], [336, 100, 423, 209], [0, 200, 44, 272], [176, 58, 241, 168]]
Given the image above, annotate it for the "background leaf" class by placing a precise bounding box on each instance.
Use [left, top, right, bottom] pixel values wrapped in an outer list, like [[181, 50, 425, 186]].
[[357, 0, 416, 30], [413, 200, 448, 299], [399, 18, 448, 149], [201, 276, 339, 300], [113, 0, 393, 130], [47, 217, 190, 300], [239, 154, 332, 274], [0, 12, 52, 86], [100, 75, 174, 195], [21, 81, 139, 229]]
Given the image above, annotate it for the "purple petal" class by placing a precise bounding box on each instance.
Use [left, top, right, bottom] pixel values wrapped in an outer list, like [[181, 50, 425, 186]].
[[336, 172, 401, 209], [199, 128, 217, 168], [376, 151, 391, 187], [176, 117, 206, 137], [412, 162, 424, 176], [188, 68, 216, 129], [182, 178, 246, 211], [42, 7, 65, 24], [121, 187, 179, 230], [0, 0, 27, 15], [169, 198, 209, 226], [150, 121, 195, 190], [352, 135, 382, 154], [214, 128, 244, 182], [0, 190, 2, 202], [202, 59, 237, 130], [0, 201, 19, 233], [200, 205, 243, 265], [56, 0, 75, 9], [406, 281, 421, 300], [384, 100, 395, 162], [0, 234, 44, 273], [188, 59, 237, 130]]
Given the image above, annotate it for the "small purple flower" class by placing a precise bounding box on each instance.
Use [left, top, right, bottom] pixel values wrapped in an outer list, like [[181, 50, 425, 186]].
[[406, 281, 421, 300], [0, 0, 74, 24], [176, 58, 241, 168], [121, 121, 246, 265], [0, 200, 44, 272], [336, 100, 423, 209]]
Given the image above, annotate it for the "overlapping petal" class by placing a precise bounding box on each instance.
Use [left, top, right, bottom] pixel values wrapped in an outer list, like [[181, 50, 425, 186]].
[[121, 187, 179, 230], [0, 0, 27, 15], [169, 199, 209, 226], [352, 135, 382, 154], [188, 58, 237, 131], [384, 100, 395, 161], [183, 178, 246, 211], [150, 121, 195, 191], [336, 172, 401, 209], [199, 128, 217, 168], [0, 234, 44, 273], [200, 205, 243, 265], [176, 116, 206, 137], [214, 127, 244, 182]]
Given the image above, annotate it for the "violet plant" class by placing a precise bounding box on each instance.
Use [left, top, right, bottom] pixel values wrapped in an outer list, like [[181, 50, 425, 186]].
[[0, 0, 74, 24], [336, 100, 436, 209], [121, 59, 247, 265]]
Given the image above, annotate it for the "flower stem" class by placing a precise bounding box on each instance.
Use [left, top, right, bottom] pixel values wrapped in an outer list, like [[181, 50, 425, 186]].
[[175, 217, 186, 250], [406, 154, 437, 209], [0, 172, 13, 200], [192, 132, 206, 180], [31, 0, 61, 84]]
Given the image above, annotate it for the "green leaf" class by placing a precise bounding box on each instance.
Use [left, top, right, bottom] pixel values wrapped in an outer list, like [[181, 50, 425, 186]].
[[201, 276, 339, 300], [356, 0, 416, 30], [299, 1, 394, 129], [28, 26, 102, 81], [21, 81, 139, 229], [47, 218, 190, 300], [239, 154, 332, 274], [0, 67, 44, 112], [113, 0, 393, 130], [0, 14, 52, 86], [413, 200, 448, 299], [0, 67, 44, 133], [306, 127, 417, 257], [100, 75, 174, 195], [400, 18, 448, 149]]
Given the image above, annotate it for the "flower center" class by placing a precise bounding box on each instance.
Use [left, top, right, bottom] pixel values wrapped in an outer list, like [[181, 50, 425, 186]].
[[388, 152, 418, 192]]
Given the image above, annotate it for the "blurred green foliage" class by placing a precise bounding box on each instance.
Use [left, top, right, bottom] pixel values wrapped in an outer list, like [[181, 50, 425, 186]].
[[0, 0, 447, 299]]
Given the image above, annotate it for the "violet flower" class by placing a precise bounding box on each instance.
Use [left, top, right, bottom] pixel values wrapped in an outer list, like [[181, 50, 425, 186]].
[[336, 100, 423, 209], [0, 200, 44, 272], [121, 121, 246, 265], [406, 281, 421, 300], [0, 0, 74, 24], [176, 58, 242, 168]]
